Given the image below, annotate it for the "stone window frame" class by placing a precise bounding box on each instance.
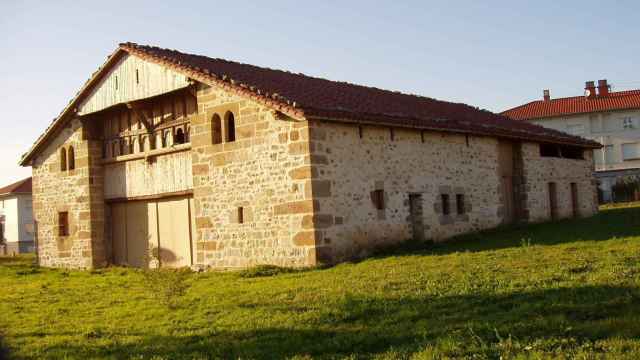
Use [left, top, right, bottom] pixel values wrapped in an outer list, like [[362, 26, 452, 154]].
[[67, 146, 75, 171], [435, 186, 470, 225], [208, 103, 240, 147], [58, 211, 70, 237], [456, 194, 465, 215], [370, 181, 386, 220], [59, 147, 67, 172], [211, 113, 223, 144], [224, 111, 236, 143]]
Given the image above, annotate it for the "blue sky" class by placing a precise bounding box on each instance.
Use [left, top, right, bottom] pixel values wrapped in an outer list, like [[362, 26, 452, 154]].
[[0, 0, 638, 185]]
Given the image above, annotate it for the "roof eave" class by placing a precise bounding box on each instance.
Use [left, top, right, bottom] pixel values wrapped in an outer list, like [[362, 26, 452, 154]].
[[20, 48, 127, 166]]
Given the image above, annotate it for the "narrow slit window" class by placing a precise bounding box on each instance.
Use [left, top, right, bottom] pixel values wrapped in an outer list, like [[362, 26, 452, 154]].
[[135, 69, 139, 84], [372, 189, 385, 210], [58, 212, 69, 237], [441, 194, 451, 215], [115, 76, 118, 90], [212, 114, 222, 144], [225, 111, 236, 142], [59, 148, 67, 171], [67, 146, 75, 170], [238, 207, 244, 224], [456, 194, 465, 215], [390, 128, 395, 141], [358, 125, 363, 139]]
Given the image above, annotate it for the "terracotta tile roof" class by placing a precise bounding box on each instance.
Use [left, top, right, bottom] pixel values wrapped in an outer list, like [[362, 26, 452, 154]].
[[19, 43, 600, 165], [0, 178, 32, 196], [121, 43, 598, 149], [502, 90, 640, 121]]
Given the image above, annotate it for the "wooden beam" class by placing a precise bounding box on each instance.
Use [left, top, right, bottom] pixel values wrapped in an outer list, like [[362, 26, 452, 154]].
[[126, 102, 154, 132]]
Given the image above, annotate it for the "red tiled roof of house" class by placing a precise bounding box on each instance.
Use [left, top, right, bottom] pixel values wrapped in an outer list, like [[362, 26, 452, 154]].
[[0, 178, 32, 196], [502, 90, 640, 121], [121, 43, 598, 148], [19, 43, 600, 165]]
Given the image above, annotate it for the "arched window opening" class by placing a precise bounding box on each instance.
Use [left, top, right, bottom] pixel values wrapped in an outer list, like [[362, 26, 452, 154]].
[[225, 111, 236, 142], [112, 142, 119, 157], [164, 131, 172, 147], [155, 133, 163, 149], [141, 136, 148, 152], [212, 114, 222, 144], [59, 148, 67, 172], [67, 146, 75, 171], [175, 128, 186, 145]]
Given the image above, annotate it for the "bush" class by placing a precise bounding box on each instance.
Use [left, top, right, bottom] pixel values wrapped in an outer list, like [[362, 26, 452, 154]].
[[141, 267, 192, 310], [238, 264, 297, 278], [612, 176, 640, 203]]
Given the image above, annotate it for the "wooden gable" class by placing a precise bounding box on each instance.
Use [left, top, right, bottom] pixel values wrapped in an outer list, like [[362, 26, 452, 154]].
[[78, 53, 190, 116]]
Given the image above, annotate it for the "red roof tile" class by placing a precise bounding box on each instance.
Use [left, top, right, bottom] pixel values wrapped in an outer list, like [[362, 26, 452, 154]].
[[120, 43, 599, 148], [19, 43, 600, 165], [0, 178, 32, 196], [502, 90, 640, 121]]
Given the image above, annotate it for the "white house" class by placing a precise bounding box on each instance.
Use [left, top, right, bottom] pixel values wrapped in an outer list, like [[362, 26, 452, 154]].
[[0, 177, 34, 255]]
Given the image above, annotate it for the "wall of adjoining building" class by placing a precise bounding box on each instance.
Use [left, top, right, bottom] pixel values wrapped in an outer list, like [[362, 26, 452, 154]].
[[305, 121, 506, 262], [521, 143, 599, 222], [304, 121, 599, 263]]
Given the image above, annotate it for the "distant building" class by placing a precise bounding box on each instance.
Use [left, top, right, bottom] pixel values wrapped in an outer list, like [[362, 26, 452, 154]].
[[0, 177, 34, 255], [502, 80, 640, 202]]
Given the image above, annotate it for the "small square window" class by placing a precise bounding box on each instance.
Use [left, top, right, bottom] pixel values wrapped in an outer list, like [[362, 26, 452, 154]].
[[441, 194, 450, 215], [372, 189, 385, 210], [456, 194, 465, 215], [58, 212, 69, 237]]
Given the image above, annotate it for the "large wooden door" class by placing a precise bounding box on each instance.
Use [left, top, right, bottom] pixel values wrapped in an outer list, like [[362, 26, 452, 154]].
[[157, 197, 192, 268], [112, 203, 127, 265], [125, 201, 153, 268], [498, 141, 516, 224], [110, 196, 193, 268]]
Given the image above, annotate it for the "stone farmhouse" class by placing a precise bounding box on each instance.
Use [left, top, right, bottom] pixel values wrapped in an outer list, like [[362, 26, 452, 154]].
[[502, 80, 640, 203], [20, 43, 600, 269]]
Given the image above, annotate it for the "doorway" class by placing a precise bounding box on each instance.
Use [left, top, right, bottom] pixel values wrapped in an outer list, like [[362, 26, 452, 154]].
[[548, 182, 558, 220], [408, 194, 425, 242], [110, 195, 195, 268], [570, 182, 579, 218]]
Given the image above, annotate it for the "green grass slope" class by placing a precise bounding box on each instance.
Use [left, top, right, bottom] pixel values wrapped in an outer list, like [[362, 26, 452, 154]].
[[1, 204, 640, 359]]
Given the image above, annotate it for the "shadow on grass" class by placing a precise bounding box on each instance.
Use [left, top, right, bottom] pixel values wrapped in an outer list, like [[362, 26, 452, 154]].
[[377, 206, 640, 258], [32, 284, 640, 359]]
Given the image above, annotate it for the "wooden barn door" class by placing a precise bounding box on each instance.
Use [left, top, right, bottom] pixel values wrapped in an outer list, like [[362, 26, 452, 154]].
[[157, 197, 193, 268], [110, 195, 194, 268]]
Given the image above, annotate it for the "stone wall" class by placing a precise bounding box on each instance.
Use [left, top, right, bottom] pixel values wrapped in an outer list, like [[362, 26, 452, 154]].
[[31, 118, 105, 268], [521, 143, 598, 222], [307, 121, 506, 262], [305, 121, 599, 263], [190, 84, 318, 268]]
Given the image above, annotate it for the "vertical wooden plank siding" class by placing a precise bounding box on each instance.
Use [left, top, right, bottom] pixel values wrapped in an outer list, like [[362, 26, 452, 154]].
[[78, 54, 190, 116]]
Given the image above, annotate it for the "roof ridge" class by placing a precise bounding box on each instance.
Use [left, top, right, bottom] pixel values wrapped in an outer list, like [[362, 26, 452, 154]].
[[121, 42, 495, 114]]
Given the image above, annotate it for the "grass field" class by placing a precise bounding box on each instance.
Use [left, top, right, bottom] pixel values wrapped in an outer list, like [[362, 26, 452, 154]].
[[1, 204, 640, 359]]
